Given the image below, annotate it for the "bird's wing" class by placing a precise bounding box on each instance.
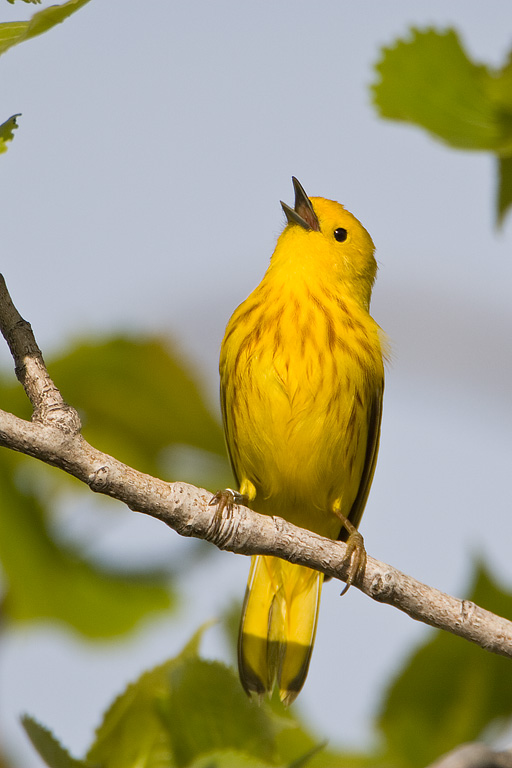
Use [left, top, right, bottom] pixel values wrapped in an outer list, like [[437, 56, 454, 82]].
[[340, 382, 384, 540]]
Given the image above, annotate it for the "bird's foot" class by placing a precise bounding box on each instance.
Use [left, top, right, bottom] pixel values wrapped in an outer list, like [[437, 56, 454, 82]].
[[340, 530, 367, 596], [209, 488, 247, 516], [332, 501, 367, 595]]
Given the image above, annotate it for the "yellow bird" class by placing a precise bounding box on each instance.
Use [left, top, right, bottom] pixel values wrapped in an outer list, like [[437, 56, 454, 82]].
[[216, 177, 385, 704]]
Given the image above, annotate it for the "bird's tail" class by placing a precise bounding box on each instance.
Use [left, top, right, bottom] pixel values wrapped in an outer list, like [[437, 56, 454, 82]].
[[238, 554, 323, 705]]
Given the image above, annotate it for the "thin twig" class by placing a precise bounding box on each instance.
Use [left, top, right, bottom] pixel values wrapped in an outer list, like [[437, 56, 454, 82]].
[[0, 274, 80, 432], [0, 274, 511, 659]]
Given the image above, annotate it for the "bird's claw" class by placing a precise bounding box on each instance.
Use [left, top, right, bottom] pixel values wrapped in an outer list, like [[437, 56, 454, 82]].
[[209, 488, 247, 516], [340, 531, 367, 596]]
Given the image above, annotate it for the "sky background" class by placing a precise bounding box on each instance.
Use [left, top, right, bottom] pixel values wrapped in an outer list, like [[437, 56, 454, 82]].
[[1, 1, 512, 766]]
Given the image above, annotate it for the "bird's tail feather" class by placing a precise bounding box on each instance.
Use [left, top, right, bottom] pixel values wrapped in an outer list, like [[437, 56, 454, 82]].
[[238, 554, 323, 705]]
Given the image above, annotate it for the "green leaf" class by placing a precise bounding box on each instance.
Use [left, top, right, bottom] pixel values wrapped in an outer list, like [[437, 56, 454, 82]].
[[497, 154, 512, 224], [378, 562, 512, 768], [0, 454, 174, 637], [25, 625, 376, 768], [0, 113, 21, 154], [86, 629, 208, 768], [187, 751, 277, 768], [164, 658, 277, 767], [48, 336, 229, 485], [161, 646, 368, 768], [21, 716, 91, 768], [372, 28, 512, 153], [0, 0, 91, 57]]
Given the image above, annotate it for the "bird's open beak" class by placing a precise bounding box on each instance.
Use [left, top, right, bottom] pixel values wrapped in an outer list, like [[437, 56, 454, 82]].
[[280, 177, 321, 232]]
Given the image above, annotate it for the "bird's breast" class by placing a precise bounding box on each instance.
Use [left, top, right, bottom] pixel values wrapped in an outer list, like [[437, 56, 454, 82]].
[[220, 284, 383, 528]]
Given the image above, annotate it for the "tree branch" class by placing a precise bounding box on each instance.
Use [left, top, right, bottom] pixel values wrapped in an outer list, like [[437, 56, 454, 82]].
[[0, 274, 511, 659]]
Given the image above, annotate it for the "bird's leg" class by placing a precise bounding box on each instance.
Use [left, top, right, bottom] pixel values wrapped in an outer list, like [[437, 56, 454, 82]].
[[332, 500, 367, 596]]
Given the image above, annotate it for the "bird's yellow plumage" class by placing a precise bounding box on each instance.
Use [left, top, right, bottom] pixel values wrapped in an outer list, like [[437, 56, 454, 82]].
[[218, 178, 384, 704]]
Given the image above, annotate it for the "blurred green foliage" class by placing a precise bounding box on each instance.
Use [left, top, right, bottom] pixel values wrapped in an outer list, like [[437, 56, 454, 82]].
[[20, 626, 373, 768], [0, 336, 231, 640], [0, 451, 173, 635], [22, 564, 512, 768], [372, 28, 512, 223], [377, 564, 512, 767]]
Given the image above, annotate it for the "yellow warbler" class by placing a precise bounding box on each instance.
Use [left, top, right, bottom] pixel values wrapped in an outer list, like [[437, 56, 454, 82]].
[[217, 177, 384, 704]]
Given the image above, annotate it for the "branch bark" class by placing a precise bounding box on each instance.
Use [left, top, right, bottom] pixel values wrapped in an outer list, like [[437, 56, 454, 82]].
[[0, 274, 511, 659]]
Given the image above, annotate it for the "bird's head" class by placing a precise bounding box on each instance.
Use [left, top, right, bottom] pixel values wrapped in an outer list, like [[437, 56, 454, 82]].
[[276, 177, 377, 309]]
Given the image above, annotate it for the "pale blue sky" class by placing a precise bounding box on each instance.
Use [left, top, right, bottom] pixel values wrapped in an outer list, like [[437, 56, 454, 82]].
[[1, 1, 511, 766]]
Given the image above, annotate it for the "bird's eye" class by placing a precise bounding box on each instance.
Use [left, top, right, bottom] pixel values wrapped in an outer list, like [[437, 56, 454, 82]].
[[334, 228, 348, 242]]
